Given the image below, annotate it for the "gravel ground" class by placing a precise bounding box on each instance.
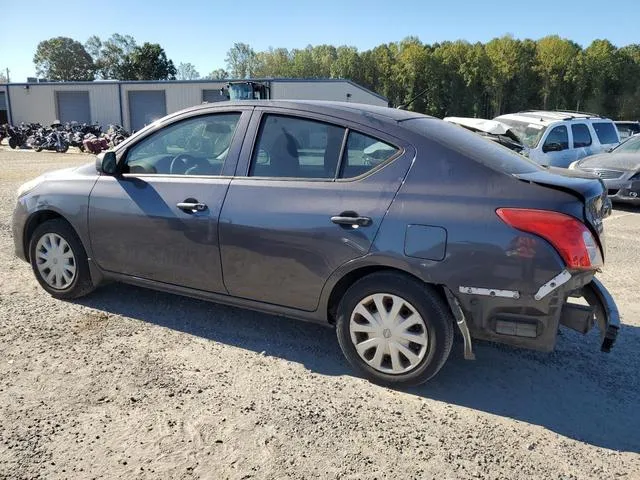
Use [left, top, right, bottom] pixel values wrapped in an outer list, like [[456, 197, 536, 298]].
[[0, 147, 639, 480]]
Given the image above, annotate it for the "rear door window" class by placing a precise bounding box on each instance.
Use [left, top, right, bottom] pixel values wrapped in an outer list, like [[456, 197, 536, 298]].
[[593, 122, 619, 145], [249, 114, 345, 179], [339, 131, 399, 179], [571, 124, 592, 148], [543, 126, 569, 150]]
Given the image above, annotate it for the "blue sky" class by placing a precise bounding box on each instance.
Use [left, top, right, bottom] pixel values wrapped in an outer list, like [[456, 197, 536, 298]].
[[1, 0, 639, 82]]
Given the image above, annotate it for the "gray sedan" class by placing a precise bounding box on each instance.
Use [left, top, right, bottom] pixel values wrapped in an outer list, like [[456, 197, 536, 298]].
[[570, 134, 640, 204], [12, 100, 619, 386]]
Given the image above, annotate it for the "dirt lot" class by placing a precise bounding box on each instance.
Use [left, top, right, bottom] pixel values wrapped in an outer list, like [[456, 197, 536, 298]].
[[0, 148, 638, 480]]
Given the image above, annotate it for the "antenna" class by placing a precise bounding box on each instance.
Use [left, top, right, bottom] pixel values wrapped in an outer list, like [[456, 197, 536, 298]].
[[397, 86, 429, 110]]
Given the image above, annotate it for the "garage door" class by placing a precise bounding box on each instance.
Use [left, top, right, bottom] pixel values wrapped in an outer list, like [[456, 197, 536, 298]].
[[202, 89, 225, 103], [128, 90, 166, 132], [0, 92, 7, 124], [56, 91, 90, 123]]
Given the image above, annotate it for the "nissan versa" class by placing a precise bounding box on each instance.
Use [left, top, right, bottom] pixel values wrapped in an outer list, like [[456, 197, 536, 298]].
[[12, 101, 620, 386]]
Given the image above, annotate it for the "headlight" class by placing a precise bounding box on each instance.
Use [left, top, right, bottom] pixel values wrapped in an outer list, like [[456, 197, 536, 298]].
[[568, 160, 580, 170], [17, 177, 44, 197]]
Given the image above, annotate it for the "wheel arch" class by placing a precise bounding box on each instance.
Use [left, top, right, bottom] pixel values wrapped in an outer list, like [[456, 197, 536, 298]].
[[23, 210, 73, 262], [325, 263, 449, 325]]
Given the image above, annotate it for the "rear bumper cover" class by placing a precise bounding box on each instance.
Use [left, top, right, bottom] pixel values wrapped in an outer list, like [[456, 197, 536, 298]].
[[584, 277, 620, 352], [456, 273, 620, 353]]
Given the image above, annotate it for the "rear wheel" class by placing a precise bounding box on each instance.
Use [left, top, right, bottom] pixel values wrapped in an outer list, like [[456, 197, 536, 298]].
[[336, 272, 454, 387], [28, 219, 95, 299]]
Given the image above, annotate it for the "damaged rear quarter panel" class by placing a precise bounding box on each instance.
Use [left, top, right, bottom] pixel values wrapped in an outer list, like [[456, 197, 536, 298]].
[[372, 137, 587, 350]]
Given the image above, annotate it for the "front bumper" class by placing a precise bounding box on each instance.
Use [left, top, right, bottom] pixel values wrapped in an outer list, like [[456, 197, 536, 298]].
[[603, 178, 640, 204]]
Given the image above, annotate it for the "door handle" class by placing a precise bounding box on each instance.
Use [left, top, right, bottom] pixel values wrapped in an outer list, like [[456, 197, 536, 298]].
[[331, 214, 372, 227], [177, 201, 208, 213]]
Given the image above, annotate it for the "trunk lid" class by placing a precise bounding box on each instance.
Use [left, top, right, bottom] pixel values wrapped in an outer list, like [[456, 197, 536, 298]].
[[514, 167, 611, 243]]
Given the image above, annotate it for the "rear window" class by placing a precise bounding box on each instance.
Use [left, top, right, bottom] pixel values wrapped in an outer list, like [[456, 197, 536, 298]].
[[404, 118, 541, 175], [592, 122, 619, 145]]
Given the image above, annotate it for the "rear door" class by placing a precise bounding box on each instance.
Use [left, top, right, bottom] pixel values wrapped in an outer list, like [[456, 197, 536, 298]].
[[218, 108, 415, 311], [571, 123, 595, 160]]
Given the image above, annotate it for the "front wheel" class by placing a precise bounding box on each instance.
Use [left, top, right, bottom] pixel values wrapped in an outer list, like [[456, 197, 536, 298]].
[[56, 142, 69, 153], [336, 272, 454, 387], [28, 219, 95, 299], [8, 137, 17, 149]]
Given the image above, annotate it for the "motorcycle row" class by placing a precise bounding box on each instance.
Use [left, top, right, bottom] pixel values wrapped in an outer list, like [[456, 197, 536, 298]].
[[0, 121, 130, 154]]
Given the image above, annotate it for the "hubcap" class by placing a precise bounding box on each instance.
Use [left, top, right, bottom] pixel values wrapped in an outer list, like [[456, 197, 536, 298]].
[[349, 293, 429, 375], [35, 233, 76, 290]]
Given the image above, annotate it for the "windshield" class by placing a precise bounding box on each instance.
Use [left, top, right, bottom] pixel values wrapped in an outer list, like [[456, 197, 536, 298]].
[[495, 118, 546, 148], [613, 135, 640, 153]]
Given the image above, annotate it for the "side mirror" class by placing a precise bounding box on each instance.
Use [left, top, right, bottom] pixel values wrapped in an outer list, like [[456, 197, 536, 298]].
[[542, 142, 563, 153], [96, 151, 117, 175]]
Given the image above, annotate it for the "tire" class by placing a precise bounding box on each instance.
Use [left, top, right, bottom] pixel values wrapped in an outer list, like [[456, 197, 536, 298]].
[[336, 272, 454, 387], [28, 219, 95, 299], [56, 142, 69, 153], [8, 137, 17, 149], [34, 146, 43, 152]]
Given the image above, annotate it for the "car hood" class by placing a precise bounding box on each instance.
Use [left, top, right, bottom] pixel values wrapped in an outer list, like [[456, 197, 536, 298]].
[[577, 153, 640, 172]]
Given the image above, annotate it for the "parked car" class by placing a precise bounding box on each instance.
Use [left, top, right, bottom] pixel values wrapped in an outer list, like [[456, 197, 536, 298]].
[[569, 133, 640, 204], [615, 121, 640, 141], [443, 117, 525, 152], [494, 111, 620, 167], [12, 101, 619, 386]]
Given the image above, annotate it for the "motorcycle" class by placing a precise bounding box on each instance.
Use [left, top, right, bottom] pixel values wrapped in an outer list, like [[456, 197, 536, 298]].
[[6, 124, 31, 149], [32, 125, 69, 153]]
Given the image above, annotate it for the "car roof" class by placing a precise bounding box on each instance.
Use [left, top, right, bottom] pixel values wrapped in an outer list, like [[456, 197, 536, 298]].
[[179, 100, 427, 124], [495, 110, 611, 126]]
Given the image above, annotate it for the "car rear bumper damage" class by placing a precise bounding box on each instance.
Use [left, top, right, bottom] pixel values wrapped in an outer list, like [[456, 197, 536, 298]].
[[582, 277, 620, 352], [449, 272, 620, 357]]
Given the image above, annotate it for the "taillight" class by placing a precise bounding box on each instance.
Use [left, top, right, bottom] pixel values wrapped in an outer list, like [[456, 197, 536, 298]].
[[496, 208, 603, 270]]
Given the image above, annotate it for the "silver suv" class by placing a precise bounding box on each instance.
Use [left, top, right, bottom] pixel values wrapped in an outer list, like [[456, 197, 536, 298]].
[[495, 111, 620, 168]]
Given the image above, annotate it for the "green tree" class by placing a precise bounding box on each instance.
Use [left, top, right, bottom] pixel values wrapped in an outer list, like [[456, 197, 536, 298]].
[[485, 36, 524, 115], [33, 37, 95, 81], [85, 34, 136, 79], [331, 46, 360, 80], [205, 68, 229, 80], [581, 40, 624, 117], [122, 43, 177, 80], [225, 43, 257, 78], [254, 48, 293, 77], [617, 45, 640, 118], [534, 35, 580, 109], [177, 62, 200, 80]]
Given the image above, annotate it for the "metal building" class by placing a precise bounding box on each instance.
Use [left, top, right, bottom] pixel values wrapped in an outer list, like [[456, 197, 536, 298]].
[[0, 79, 388, 132]]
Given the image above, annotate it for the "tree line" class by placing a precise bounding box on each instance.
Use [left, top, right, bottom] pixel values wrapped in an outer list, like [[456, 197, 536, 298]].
[[28, 34, 640, 120]]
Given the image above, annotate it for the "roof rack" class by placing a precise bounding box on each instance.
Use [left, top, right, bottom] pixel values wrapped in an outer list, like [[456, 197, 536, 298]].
[[552, 109, 603, 118]]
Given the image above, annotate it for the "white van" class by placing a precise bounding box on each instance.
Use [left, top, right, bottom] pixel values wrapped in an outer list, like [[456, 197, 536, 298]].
[[494, 111, 620, 167]]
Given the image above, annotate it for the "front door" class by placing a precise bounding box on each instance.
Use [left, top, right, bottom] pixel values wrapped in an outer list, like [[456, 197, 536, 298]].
[[541, 125, 574, 167], [88, 110, 249, 293], [219, 110, 415, 311]]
